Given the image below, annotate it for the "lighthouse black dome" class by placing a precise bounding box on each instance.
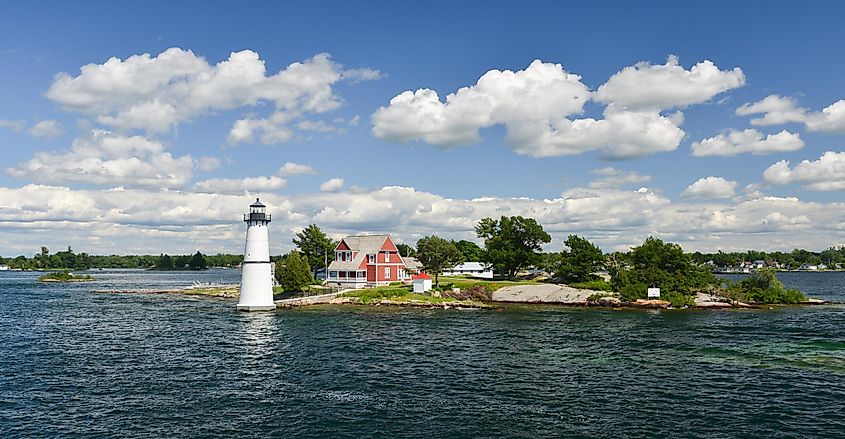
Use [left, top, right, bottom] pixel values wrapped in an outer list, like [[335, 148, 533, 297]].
[[250, 198, 266, 208]]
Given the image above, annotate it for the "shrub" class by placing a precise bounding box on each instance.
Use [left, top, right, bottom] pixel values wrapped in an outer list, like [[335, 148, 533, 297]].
[[442, 285, 492, 302], [724, 269, 806, 304]]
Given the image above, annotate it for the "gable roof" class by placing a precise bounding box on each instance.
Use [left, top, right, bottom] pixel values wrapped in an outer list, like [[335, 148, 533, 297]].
[[329, 235, 407, 271]]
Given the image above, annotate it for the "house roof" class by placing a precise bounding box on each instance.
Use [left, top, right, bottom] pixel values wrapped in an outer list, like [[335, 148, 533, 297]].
[[413, 273, 431, 280], [328, 235, 406, 271], [402, 256, 423, 270], [250, 198, 265, 208]]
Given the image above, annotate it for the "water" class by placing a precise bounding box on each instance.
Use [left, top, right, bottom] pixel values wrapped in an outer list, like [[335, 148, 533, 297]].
[[1, 269, 844, 438]]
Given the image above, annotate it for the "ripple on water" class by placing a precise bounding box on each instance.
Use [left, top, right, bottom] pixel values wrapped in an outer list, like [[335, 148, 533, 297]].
[[1, 269, 845, 438]]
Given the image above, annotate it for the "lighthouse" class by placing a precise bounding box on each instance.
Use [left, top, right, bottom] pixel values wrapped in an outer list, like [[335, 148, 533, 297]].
[[237, 198, 276, 311]]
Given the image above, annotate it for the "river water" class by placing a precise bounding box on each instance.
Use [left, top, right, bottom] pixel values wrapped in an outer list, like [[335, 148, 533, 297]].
[[1, 269, 844, 438]]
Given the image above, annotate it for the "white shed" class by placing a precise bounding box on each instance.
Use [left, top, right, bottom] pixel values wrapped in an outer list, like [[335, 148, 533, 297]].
[[413, 273, 433, 293]]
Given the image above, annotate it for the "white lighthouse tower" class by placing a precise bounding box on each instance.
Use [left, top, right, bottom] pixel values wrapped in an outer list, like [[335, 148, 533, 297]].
[[237, 198, 276, 311]]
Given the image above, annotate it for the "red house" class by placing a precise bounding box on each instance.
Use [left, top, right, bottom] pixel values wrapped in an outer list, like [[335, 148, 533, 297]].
[[326, 235, 414, 288]]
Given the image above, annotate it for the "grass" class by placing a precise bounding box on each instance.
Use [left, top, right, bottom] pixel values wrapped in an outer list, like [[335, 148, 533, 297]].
[[38, 271, 94, 282], [341, 285, 487, 305]]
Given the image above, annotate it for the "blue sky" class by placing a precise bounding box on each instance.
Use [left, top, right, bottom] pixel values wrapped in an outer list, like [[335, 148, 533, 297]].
[[2, 1, 845, 256]]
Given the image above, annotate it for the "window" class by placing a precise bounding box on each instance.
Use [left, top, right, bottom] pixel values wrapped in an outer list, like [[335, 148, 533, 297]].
[[385, 252, 390, 262], [329, 271, 337, 279], [384, 267, 390, 278], [347, 251, 352, 261], [368, 254, 375, 264]]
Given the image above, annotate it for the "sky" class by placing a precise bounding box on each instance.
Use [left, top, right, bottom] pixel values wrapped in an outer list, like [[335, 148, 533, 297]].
[[2, 1, 845, 256]]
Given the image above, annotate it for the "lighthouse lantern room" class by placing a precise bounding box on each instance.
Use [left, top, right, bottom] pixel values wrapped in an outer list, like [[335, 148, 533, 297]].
[[237, 198, 276, 311]]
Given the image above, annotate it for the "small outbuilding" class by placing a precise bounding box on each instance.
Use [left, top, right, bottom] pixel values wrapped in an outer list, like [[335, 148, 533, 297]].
[[413, 273, 433, 293]]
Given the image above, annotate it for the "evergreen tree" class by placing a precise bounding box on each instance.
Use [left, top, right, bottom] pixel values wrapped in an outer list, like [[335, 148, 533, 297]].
[[188, 251, 208, 270], [553, 235, 605, 283], [292, 224, 336, 278], [156, 254, 174, 270], [275, 251, 314, 292], [396, 243, 417, 257]]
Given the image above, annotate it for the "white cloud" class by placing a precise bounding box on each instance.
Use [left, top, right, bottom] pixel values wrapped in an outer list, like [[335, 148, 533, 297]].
[[691, 129, 804, 156], [46, 48, 379, 137], [6, 129, 195, 188], [0, 119, 25, 131], [764, 151, 845, 191], [594, 55, 745, 110], [735, 95, 808, 126], [192, 176, 286, 194], [320, 177, 344, 192], [681, 176, 738, 199], [2, 183, 845, 256], [805, 100, 845, 133], [588, 167, 651, 189], [27, 120, 64, 138], [277, 162, 316, 177], [373, 57, 742, 159]]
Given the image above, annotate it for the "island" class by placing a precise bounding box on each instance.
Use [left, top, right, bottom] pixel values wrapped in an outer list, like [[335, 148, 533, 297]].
[[38, 271, 95, 282]]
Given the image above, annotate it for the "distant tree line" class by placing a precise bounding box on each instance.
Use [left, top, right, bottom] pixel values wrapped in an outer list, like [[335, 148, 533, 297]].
[[0, 247, 242, 271], [689, 248, 845, 269]]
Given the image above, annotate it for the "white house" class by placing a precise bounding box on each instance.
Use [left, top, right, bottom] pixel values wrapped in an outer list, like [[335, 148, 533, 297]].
[[441, 262, 494, 279], [0, 265, 9, 271]]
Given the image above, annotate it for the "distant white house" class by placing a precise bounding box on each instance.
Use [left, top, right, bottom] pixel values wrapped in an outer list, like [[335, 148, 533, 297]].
[[442, 262, 493, 279], [799, 263, 820, 271], [0, 265, 9, 271]]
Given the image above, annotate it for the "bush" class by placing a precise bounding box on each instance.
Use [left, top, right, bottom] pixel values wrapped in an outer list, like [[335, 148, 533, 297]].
[[724, 269, 806, 304], [275, 251, 313, 292], [619, 282, 647, 302]]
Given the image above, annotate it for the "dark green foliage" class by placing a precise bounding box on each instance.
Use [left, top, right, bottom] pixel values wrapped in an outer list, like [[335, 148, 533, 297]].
[[725, 268, 806, 304], [38, 271, 94, 282], [0, 246, 244, 270], [416, 235, 464, 287], [155, 254, 174, 270], [475, 216, 551, 279], [188, 251, 207, 270], [275, 251, 314, 292], [292, 224, 336, 278], [396, 243, 417, 257], [453, 240, 483, 261], [611, 237, 715, 301], [553, 235, 605, 283]]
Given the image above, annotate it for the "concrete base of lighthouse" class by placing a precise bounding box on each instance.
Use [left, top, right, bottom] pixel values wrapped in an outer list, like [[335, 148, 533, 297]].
[[236, 303, 277, 311]]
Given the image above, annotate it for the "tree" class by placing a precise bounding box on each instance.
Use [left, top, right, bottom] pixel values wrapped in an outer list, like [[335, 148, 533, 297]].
[[155, 254, 173, 270], [475, 216, 551, 279], [416, 236, 464, 287], [453, 240, 483, 261], [611, 237, 714, 300], [553, 235, 605, 283], [188, 251, 208, 270], [293, 224, 336, 278], [396, 243, 416, 257], [275, 251, 314, 292]]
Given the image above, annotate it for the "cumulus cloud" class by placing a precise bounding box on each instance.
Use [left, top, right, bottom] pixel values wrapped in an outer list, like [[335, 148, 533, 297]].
[[277, 162, 316, 177], [6, 129, 195, 188], [805, 100, 845, 133], [192, 176, 286, 194], [735, 95, 808, 126], [1, 183, 844, 256], [320, 177, 344, 192], [588, 167, 651, 189], [764, 151, 845, 191], [27, 120, 64, 138], [45, 48, 379, 137], [691, 129, 804, 156], [681, 176, 738, 199], [373, 56, 742, 159], [594, 55, 745, 111]]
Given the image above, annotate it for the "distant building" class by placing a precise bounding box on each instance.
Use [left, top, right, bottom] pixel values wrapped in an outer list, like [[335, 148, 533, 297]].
[[413, 273, 432, 293], [799, 263, 819, 271], [0, 265, 9, 271], [327, 234, 412, 288], [441, 262, 494, 279], [402, 256, 423, 274]]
